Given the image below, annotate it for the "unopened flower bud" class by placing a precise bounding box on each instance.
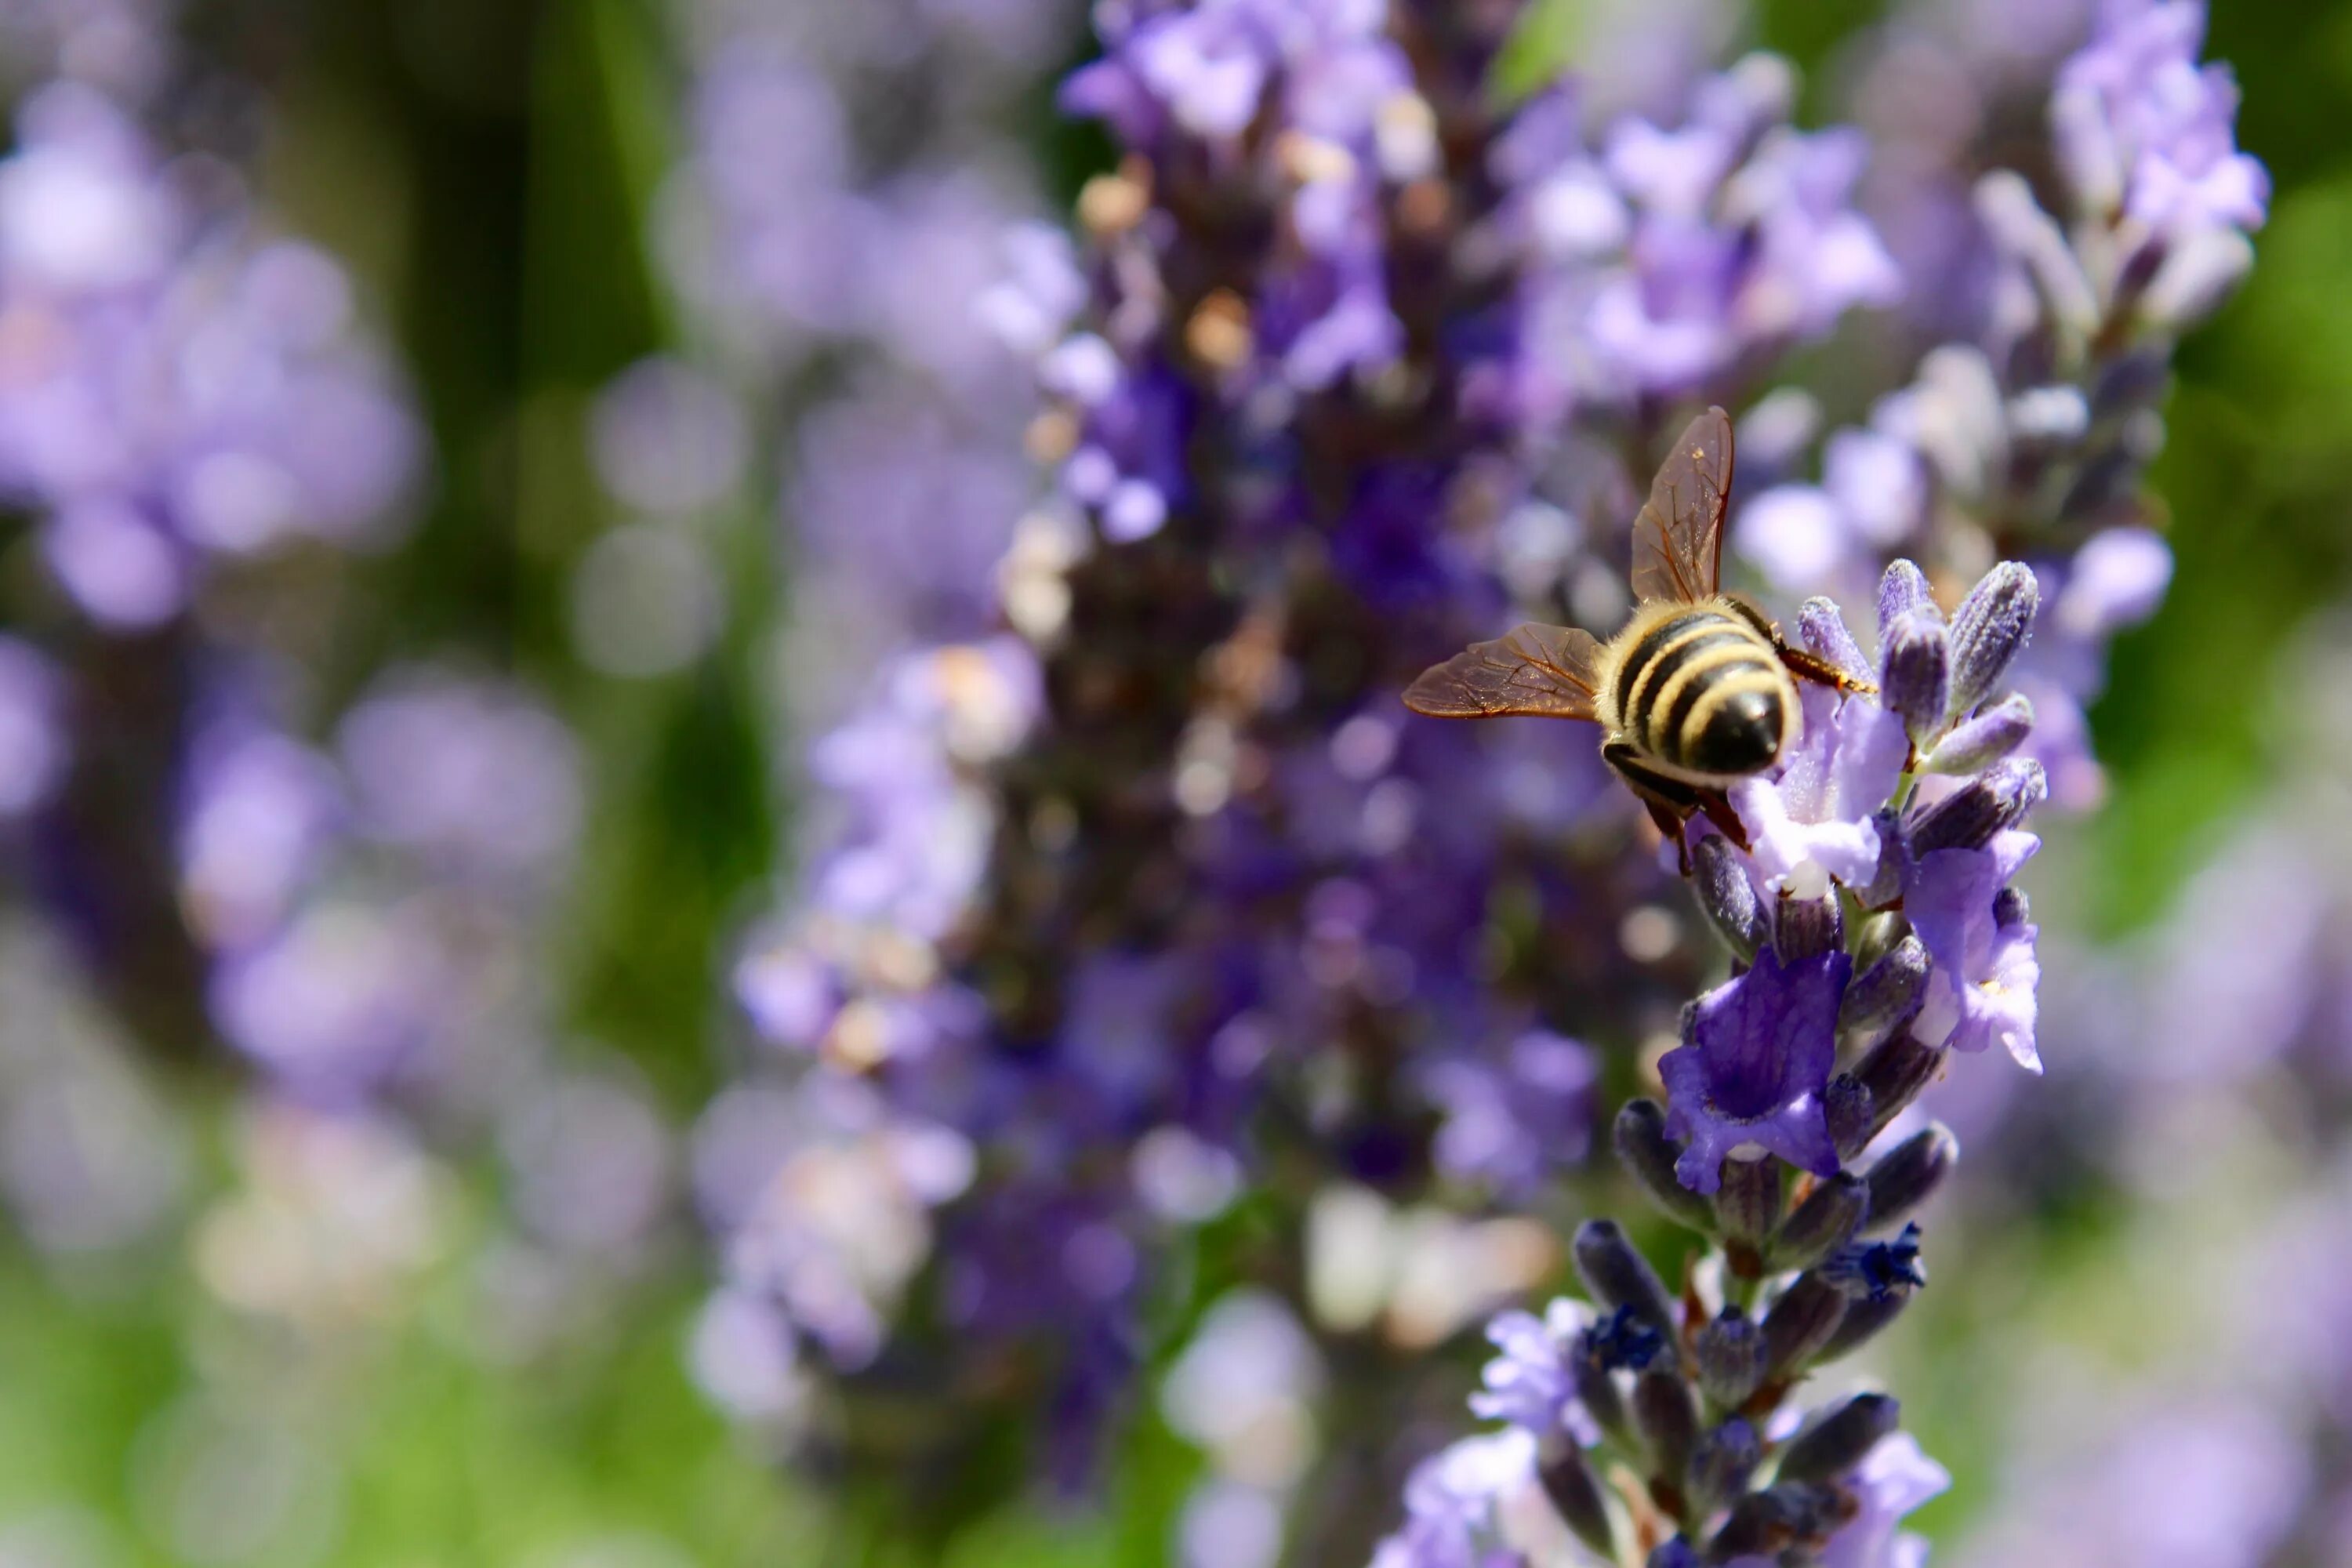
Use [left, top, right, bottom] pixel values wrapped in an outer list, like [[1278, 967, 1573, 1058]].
[[1824, 1075, 1875, 1160], [1573, 1221, 1677, 1339], [1994, 886, 2031, 929], [1771, 1172, 1868, 1272], [1878, 610, 1951, 743], [1538, 1442, 1617, 1559], [1633, 1368, 1699, 1491], [1817, 1290, 1912, 1361], [1853, 1033, 1940, 1138], [1947, 561, 2039, 716], [1906, 759, 2046, 854], [1876, 559, 1939, 645], [1691, 835, 1765, 960], [1573, 1351, 1629, 1443], [1714, 1152, 1781, 1243], [2142, 227, 2254, 330], [1616, 1099, 1714, 1232], [1777, 1394, 1902, 1485], [1762, 1273, 1848, 1378], [1926, 692, 2034, 775], [1693, 1309, 1769, 1407], [1772, 889, 1842, 960], [1840, 936, 1929, 1038], [1798, 596, 1870, 682], [1690, 1417, 1762, 1514], [1710, 1482, 1848, 1559], [1864, 1125, 1960, 1232]]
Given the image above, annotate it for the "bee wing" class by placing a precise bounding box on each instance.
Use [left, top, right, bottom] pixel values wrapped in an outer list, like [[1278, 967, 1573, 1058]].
[[1403, 623, 1604, 722], [1631, 405, 1733, 604]]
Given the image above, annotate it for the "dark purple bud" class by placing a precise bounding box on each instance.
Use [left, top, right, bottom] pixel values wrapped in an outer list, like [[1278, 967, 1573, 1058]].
[[1855, 808, 1909, 908], [1646, 1539, 1701, 1568], [1762, 1273, 1848, 1378], [1994, 886, 2031, 929], [1573, 1348, 1630, 1443], [1692, 835, 1766, 960], [1586, 1304, 1668, 1374], [1853, 1033, 1940, 1141], [1538, 1443, 1617, 1559], [1820, 1222, 1927, 1302], [1878, 610, 1951, 744], [1617, 1099, 1715, 1232], [1771, 1172, 1868, 1272], [1876, 560, 1940, 647], [1926, 691, 2034, 775], [1573, 1221, 1676, 1339], [1818, 1289, 1912, 1361], [1714, 1154, 1781, 1243], [1864, 1125, 1959, 1232], [1825, 1075, 1875, 1161], [1772, 890, 1842, 960], [1690, 1417, 1762, 1515], [1947, 561, 2039, 716], [1693, 1309, 1769, 1407], [1838, 935, 1929, 1040], [1711, 1483, 1849, 1559], [1905, 758, 2046, 853], [1632, 1368, 1699, 1490], [1797, 596, 1870, 682], [1777, 1394, 1902, 1485]]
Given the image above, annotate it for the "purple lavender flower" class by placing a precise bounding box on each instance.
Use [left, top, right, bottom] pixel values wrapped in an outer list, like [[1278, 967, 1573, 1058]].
[[1369, 1429, 1544, 1568], [0, 85, 419, 627], [1468, 1300, 1602, 1449], [1661, 945, 1850, 1192], [1908, 830, 2044, 1070]]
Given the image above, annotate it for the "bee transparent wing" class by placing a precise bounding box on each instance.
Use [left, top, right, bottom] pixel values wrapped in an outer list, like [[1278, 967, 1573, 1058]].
[[1631, 405, 1733, 604], [1403, 623, 1604, 722]]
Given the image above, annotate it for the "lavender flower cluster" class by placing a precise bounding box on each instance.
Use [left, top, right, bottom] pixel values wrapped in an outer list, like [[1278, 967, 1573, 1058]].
[[1371, 557, 2040, 1564], [709, 0, 1914, 1500]]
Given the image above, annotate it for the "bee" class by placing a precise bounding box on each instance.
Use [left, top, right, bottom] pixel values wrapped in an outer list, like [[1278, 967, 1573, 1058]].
[[1403, 407, 1863, 853]]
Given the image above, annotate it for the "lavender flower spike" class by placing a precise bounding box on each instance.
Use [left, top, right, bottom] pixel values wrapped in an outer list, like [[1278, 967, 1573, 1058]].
[[1660, 946, 1851, 1192]]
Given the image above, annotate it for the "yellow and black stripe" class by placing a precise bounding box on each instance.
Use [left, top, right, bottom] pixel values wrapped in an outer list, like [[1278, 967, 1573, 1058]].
[[1608, 604, 1791, 779]]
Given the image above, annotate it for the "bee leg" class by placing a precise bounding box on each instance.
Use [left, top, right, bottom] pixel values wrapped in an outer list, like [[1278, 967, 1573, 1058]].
[[1603, 743, 1753, 869], [1722, 593, 1876, 695]]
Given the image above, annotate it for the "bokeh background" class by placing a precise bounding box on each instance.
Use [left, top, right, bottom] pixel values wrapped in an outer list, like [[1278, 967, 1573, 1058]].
[[0, 0, 2345, 1564]]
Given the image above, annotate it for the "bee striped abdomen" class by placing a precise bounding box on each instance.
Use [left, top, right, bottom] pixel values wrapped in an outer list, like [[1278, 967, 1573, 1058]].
[[1610, 604, 1791, 781]]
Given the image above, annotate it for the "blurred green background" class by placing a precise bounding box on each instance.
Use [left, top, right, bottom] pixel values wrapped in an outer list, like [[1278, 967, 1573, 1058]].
[[2, 0, 2347, 1563]]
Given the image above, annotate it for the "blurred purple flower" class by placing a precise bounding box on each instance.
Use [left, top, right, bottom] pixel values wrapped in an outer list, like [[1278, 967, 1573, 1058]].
[[0, 635, 67, 817]]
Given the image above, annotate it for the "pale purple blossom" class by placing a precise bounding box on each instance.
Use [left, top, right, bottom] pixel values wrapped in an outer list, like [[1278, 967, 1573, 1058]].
[[1660, 945, 1849, 1191]]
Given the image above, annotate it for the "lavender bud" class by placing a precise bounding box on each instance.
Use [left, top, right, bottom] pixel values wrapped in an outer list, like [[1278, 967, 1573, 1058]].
[[1925, 692, 2034, 775], [1538, 1443, 1618, 1559], [1817, 1290, 1912, 1361], [1646, 1540, 1700, 1568], [1839, 936, 1929, 1039], [1711, 1482, 1848, 1559], [1573, 1221, 1676, 1339], [1853, 1033, 1940, 1139], [1777, 1394, 1902, 1485], [1762, 1274, 1848, 1378], [1771, 891, 1842, 960], [1994, 886, 2031, 929], [1878, 611, 1951, 744], [1864, 1125, 1960, 1232], [1693, 1310, 1769, 1407], [1875, 559, 1939, 646], [1690, 836, 1766, 960], [1797, 596, 1870, 682], [1617, 1099, 1715, 1232], [1770, 1173, 1868, 1273], [1573, 1351, 1631, 1443], [1690, 1418, 1762, 1515], [1825, 1075, 1875, 1161], [1947, 562, 2040, 717], [1905, 758, 2046, 854], [1633, 1369, 1699, 1491], [1714, 1154, 1781, 1243]]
